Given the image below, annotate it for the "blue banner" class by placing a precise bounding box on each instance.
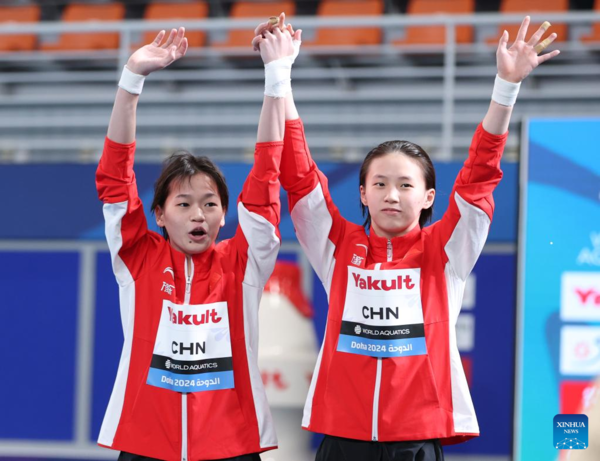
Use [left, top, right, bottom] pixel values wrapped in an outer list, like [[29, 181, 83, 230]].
[[516, 118, 600, 461]]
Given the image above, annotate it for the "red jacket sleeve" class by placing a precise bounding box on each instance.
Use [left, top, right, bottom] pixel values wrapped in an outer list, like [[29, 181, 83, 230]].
[[238, 141, 283, 230], [281, 119, 346, 287], [432, 123, 507, 280], [96, 137, 149, 284], [233, 141, 283, 288]]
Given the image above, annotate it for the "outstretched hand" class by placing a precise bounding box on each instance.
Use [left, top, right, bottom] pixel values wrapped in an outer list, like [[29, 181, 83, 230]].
[[497, 16, 560, 83], [127, 27, 188, 76]]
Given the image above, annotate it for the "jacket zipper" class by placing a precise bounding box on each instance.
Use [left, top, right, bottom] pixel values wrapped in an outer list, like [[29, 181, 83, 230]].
[[372, 241, 392, 441], [372, 358, 382, 441], [184, 255, 193, 305], [182, 256, 194, 461], [181, 393, 188, 461]]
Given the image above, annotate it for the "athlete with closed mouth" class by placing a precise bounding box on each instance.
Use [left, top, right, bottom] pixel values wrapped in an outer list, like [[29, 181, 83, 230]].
[[254, 15, 559, 461], [96, 22, 298, 461]]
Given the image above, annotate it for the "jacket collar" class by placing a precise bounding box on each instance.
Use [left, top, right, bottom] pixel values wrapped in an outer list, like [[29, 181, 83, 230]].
[[169, 242, 216, 276], [368, 224, 421, 262]]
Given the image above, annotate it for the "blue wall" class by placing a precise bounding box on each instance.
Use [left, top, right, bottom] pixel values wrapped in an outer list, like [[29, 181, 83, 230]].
[[0, 161, 518, 242]]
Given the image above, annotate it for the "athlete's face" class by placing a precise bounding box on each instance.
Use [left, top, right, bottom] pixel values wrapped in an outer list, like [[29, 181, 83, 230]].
[[360, 152, 435, 239], [155, 173, 225, 255]]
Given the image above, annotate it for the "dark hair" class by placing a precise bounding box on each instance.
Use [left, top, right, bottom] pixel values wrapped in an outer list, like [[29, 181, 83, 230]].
[[359, 140, 436, 230], [151, 151, 229, 240]]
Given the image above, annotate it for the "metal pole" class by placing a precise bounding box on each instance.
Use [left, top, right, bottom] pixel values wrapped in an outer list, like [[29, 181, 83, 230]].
[[118, 27, 131, 73], [442, 22, 456, 160], [74, 246, 97, 447]]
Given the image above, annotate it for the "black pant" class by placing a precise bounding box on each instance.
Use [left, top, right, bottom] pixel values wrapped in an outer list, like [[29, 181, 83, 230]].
[[315, 435, 444, 461], [118, 451, 261, 461]]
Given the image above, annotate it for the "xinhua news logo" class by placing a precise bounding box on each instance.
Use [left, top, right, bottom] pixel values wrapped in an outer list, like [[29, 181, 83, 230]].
[[554, 414, 588, 450]]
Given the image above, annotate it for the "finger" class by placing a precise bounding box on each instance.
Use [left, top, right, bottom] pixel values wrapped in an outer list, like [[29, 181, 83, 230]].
[[152, 30, 166, 46], [268, 16, 279, 29], [515, 16, 530, 43], [273, 26, 283, 37], [162, 28, 176, 48], [284, 21, 293, 36], [294, 29, 302, 42], [162, 28, 177, 48], [527, 20, 551, 46], [537, 49, 560, 64], [169, 45, 177, 62], [177, 37, 188, 59], [498, 30, 508, 51], [279, 12, 286, 31], [533, 33, 557, 54], [172, 27, 185, 48], [254, 21, 270, 36], [252, 35, 263, 51], [262, 30, 275, 45]]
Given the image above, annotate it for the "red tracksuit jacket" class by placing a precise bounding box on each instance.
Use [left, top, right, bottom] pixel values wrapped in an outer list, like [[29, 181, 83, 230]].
[[281, 119, 506, 445], [96, 137, 282, 460]]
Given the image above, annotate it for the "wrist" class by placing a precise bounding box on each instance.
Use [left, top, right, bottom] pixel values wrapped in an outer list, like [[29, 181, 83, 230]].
[[125, 58, 149, 76], [497, 72, 520, 84], [118, 65, 145, 95], [492, 74, 520, 107], [264, 57, 292, 99]]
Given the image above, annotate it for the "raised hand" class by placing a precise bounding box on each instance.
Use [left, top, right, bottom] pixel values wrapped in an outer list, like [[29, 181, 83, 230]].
[[256, 24, 295, 65], [252, 12, 301, 64], [497, 16, 560, 83], [127, 27, 188, 76], [282, 21, 302, 64], [252, 13, 285, 51]]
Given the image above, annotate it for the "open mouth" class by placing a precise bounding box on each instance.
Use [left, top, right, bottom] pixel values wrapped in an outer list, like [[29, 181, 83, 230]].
[[189, 228, 207, 239]]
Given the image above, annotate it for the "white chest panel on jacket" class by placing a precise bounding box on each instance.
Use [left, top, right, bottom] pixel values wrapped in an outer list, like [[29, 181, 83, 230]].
[[337, 267, 427, 358], [147, 300, 235, 393]]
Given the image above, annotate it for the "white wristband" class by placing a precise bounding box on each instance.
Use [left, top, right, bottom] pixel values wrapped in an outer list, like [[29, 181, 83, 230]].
[[492, 74, 521, 107], [264, 58, 292, 99], [118, 65, 145, 95]]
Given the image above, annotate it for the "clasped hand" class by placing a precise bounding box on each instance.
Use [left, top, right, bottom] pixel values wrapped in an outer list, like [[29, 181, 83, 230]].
[[252, 12, 301, 65]]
